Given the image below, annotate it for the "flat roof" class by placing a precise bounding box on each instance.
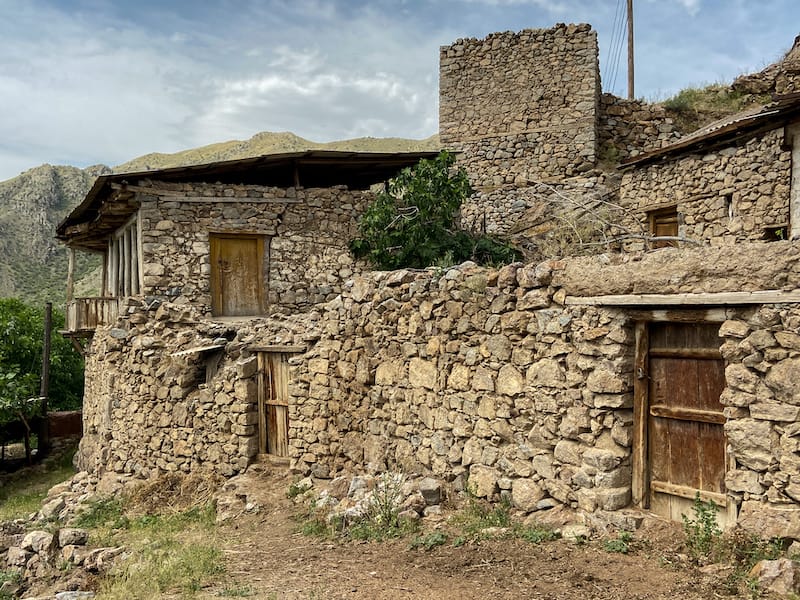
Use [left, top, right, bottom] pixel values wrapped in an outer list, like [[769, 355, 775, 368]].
[[56, 149, 440, 245]]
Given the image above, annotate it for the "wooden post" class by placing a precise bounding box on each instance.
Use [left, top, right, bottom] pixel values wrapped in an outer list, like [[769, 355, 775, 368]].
[[632, 321, 648, 507], [38, 302, 52, 457], [66, 247, 75, 303], [627, 0, 635, 100]]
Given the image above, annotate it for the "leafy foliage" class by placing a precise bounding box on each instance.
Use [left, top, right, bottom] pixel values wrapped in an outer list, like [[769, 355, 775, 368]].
[[0, 298, 83, 428], [682, 493, 723, 561], [350, 151, 520, 269]]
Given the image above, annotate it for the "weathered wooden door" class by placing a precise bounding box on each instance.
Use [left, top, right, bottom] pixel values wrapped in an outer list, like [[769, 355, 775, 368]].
[[635, 322, 731, 525], [209, 234, 265, 317], [257, 352, 291, 457]]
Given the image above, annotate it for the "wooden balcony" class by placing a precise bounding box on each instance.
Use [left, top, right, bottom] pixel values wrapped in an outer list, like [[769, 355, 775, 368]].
[[64, 297, 120, 336]]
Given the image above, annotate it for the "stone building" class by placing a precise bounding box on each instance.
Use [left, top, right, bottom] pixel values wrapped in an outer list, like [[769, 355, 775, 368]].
[[57, 23, 800, 536]]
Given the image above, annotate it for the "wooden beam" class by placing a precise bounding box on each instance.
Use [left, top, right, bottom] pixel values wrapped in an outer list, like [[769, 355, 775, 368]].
[[66, 248, 75, 303], [565, 289, 800, 306], [649, 404, 726, 425], [650, 480, 726, 505], [626, 308, 733, 323], [158, 196, 301, 204], [632, 322, 648, 508]]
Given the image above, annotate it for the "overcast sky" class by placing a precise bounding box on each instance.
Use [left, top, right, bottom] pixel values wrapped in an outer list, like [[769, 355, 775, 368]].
[[0, 0, 797, 182]]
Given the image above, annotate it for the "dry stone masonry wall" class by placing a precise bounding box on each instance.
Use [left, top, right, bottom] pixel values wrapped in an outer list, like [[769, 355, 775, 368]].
[[440, 24, 600, 186], [620, 129, 791, 247], [137, 181, 370, 314], [598, 94, 682, 162]]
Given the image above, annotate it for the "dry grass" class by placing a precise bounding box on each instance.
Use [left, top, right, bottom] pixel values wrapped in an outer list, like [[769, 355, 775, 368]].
[[123, 471, 224, 516]]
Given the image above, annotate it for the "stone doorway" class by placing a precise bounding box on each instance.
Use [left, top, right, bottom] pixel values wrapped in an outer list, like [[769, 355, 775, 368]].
[[256, 348, 301, 458]]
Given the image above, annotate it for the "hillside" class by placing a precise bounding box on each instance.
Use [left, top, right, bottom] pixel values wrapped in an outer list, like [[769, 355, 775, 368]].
[[0, 132, 440, 306]]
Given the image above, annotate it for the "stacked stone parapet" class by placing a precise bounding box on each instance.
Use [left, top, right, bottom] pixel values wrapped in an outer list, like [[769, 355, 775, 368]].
[[439, 24, 600, 186]]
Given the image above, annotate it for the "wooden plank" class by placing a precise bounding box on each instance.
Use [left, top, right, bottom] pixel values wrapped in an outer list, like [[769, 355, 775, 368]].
[[565, 290, 800, 306], [632, 322, 648, 507], [257, 353, 267, 455], [651, 480, 726, 504], [649, 405, 725, 424], [648, 348, 721, 359], [249, 345, 305, 353], [160, 196, 302, 204], [136, 211, 144, 294]]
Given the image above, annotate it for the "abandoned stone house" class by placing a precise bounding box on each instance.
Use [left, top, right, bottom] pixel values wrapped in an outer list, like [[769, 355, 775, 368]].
[[57, 22, 800, 535]]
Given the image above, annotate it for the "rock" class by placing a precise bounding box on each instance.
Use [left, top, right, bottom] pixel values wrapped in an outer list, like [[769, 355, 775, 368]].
[[766, 358, 800, 404], [398, 509, 421, 523], [6, 545, 29, 567], [511, 479, 545, 512], [738, 501, 800, 539], [21, 530, 55, 554], [423, 505, 443, 518], [418, 478, 442, 505], [58, 528, 89, 547], [496, 364, 524, 396], [347, 475, 373, 498], [749, 558, 800, 596], [0, 581, 20, 597], [468, 465, 499, 498], [408, 358, 437, 390], [327, 476, 350, 499], [83, 547, 125, 572], [40, 497, 66, 520], [55, 592, 96, 600], [61, 544, 88, 565], [725, 419, 773, 471]]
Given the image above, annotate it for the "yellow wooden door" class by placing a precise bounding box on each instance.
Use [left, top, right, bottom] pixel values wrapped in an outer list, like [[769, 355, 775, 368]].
[[209, 234, 265, 316], [258, 352, 290, 457]]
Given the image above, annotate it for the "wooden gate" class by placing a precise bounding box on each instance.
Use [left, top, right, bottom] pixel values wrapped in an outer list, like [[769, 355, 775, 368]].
[[634, 321, 733, 525], [257, 351, 293, 457], [209, 234, 266, 317]]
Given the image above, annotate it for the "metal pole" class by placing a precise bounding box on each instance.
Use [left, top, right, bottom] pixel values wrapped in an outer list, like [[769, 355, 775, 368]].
[[39, 302, 52, 456], [627, 0, 635, 100]]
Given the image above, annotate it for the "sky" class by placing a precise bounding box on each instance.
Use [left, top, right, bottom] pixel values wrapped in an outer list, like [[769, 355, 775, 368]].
[[0, 0, 797, 182]]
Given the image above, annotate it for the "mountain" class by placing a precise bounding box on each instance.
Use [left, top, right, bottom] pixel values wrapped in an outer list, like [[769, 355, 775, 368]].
[[0, 132, 440, 307]]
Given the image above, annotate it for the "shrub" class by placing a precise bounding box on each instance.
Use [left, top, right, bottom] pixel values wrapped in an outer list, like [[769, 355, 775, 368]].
[[350, 151, 520, 269]]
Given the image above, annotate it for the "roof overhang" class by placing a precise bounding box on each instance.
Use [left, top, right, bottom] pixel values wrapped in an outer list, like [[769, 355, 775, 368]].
[[56, 149, 440, 250]]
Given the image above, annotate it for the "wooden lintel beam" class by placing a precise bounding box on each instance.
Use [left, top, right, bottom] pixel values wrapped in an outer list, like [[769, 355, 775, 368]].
[[565, 289, 800, 306]]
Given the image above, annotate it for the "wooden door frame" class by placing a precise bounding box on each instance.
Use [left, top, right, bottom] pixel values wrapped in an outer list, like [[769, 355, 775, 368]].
[[255, 346, 303, 460], [631, 310, 737, 524]]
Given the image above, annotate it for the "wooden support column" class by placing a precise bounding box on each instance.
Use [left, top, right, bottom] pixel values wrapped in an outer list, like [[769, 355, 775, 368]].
[[632, 321, 648, 508], [66, 247, 75, 303]]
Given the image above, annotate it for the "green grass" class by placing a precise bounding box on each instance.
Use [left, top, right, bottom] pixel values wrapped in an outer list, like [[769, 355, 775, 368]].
[[0, 446, 76, 521], [450, 494, 512, 538], [91, 502, 222, 599]]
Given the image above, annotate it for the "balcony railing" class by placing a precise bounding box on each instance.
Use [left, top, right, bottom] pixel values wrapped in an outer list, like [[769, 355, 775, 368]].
[[65, 297, 120, 335]]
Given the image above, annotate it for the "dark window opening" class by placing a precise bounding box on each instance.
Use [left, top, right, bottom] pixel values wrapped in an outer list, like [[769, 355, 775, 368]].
[[764, 225, 789, 242]]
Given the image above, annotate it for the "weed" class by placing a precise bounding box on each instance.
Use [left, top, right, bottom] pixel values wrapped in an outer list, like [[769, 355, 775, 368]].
[[73, 497, 128, 530], [682, 493, 722, 562], [410, 531, 448, 551], [603, 531, 633, 554], [0, 569, 20, 599], [300, 516, 331, 538], [364, 472, 405, 529], [217, 584, 255, 597], [451, 492, 511, 538], [516, 525, 560, 545], [286, 480, 311, 499]]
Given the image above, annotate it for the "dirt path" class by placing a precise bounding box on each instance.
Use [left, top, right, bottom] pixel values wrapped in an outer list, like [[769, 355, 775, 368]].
[[205, 467, 729, 600]]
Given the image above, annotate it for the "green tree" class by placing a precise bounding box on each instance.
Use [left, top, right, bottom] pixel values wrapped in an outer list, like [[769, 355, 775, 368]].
[[0, 298, 84, 424], [350, 151, 520, 269]]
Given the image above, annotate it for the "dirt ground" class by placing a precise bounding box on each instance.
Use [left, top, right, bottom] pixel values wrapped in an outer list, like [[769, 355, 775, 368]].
[[202, 467, 747, 600]]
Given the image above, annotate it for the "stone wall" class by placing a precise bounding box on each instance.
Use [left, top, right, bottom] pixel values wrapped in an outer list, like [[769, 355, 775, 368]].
[[719, 305, 800, 538], [77, 241, 800, 529], [598, 94, 682, 162], [137, 181, 370, 314], [439, 24, 600, 186], [619, 128, 792, 248]]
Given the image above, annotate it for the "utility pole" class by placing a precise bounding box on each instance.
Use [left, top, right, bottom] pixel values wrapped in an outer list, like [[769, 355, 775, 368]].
[[627, 0, 635, 99]]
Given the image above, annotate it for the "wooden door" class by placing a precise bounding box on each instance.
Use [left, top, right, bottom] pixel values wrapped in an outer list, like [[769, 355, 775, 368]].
[[209, 234, 265, 317], [257, 352, 291, 457], [636, 322, 731, 525]]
